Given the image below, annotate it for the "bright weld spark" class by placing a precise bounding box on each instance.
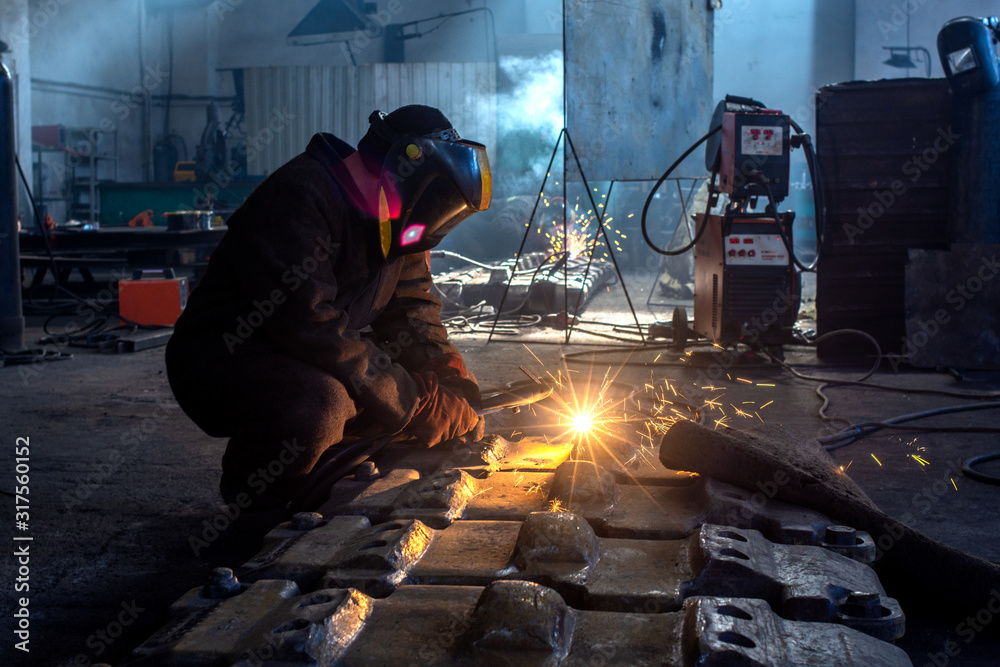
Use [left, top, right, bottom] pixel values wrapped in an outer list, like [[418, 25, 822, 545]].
[[737, 378, 752, 384], [523, 344, 544, 366], [951, 478, 958, 491], [871, 454, 883, 466], [845, 460, 853, 470], [760, 400, 774, 409], [757, 383, 775, 387]]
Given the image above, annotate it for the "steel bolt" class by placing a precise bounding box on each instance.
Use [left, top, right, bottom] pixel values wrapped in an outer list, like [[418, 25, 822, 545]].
[[291, 512, 324, 531], [204, 567, 241, 599], [843, 591, 883, 618], [824, 525, 857, 546]]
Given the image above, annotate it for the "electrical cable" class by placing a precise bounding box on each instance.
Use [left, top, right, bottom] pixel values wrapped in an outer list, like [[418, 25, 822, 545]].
[[641, 127, 721, 256], [962, 452, 1000, 486], [751, 331, 1000, 467], [0, 347, 72, 367], [559, 329, 1000, 465], [15, 152, 64, 304], [755, 174, 815, 273], [430, 249, 503, 271], [639, 97, 826, 272], [820, 402, 1000, 450]]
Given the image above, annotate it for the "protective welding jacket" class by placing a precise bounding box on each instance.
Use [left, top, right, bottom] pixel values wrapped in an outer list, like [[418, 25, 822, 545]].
[[165, 133, 460, 434]]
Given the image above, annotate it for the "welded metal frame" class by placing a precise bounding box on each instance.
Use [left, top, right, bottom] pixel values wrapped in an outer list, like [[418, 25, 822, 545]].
[[486, 128, 645, 344]]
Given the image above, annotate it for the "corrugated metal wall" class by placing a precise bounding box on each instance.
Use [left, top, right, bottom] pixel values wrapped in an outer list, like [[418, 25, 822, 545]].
[[244, 63, 496, 176]]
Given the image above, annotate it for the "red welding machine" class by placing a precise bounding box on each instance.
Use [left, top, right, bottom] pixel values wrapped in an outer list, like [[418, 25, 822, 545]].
[[118, 269, 189, 326]]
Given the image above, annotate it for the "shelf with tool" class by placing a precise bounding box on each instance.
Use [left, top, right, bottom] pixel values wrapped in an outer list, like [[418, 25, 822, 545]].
[[31, 125, 118, 226]]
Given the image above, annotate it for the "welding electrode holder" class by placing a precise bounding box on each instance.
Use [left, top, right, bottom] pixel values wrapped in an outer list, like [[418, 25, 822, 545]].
[[473, 378, 555, 416], [289, 378, 555, 512]]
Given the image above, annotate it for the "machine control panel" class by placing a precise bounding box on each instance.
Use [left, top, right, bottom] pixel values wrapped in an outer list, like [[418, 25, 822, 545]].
[[741, 126, 784, 156], [724, 234, 788, 265]]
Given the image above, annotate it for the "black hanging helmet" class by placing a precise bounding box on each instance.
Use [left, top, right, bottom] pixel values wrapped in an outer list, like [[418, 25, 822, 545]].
[[358, 105, 492, 259]]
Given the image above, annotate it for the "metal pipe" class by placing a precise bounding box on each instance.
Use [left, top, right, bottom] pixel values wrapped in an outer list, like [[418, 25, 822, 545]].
[[0, 56, 25, 351], [30, 77, 133, 99]]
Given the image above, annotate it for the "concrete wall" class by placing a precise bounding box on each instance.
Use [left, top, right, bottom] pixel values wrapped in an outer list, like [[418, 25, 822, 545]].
[[855, 0, 999, 81], [712, 0, 856, 135], [707, 0, 856, 256]]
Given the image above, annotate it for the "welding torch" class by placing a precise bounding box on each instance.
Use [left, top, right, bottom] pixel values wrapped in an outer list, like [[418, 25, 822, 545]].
[[290, 366, 553, 512], [471, 366, 554, 415]]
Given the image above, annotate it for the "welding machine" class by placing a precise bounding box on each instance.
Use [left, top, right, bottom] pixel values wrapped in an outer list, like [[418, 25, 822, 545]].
[[644, 95, 816, 351], [692, 98, 800, 347], [693, 210, 797, 346], [118, 269, 189, 326]]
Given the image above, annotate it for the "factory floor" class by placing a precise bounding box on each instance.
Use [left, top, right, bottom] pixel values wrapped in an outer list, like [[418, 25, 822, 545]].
[[2, 274, 1000, 666]]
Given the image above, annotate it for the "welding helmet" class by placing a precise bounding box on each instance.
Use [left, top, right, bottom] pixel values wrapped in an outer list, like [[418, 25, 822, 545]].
[[362, 108, 492, 259], [937, 16, 1000, 97]]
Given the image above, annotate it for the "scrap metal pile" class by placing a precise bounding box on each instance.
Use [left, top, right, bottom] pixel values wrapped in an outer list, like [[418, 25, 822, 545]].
[[123, 378, 913, 666], [432, 251, 617, 318]]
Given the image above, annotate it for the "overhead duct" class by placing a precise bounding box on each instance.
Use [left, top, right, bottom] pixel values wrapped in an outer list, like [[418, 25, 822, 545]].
[[287, 0, 376, 46]]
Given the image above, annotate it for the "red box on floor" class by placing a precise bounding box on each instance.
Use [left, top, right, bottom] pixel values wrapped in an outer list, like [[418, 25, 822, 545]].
[[118, 275, 189, 326]]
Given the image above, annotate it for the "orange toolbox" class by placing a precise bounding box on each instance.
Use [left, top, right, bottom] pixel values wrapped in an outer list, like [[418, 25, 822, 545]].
[[118, 269, 189, 326]]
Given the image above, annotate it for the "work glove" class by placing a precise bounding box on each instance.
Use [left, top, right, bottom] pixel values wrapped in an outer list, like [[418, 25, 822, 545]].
[[421, 352, 481, 403], [408, 371, 481, 447]]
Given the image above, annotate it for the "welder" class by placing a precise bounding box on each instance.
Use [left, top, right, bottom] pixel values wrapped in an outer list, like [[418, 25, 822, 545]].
[[165, 105, 492, 531]]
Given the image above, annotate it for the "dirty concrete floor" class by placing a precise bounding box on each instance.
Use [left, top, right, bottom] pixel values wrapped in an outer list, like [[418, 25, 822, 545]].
[[2, 275, 1000, 666]]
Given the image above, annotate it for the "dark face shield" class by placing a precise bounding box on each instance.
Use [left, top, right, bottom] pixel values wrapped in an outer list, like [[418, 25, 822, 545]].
[[377, 136, 492, 259]]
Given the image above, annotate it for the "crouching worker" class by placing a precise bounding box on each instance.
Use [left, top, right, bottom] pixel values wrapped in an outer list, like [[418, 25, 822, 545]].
[[165, 105, 491, 532]]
